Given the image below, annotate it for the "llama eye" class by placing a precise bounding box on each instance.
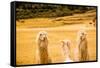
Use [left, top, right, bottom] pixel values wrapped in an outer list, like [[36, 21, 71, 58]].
[[40, 34, 42, 36]]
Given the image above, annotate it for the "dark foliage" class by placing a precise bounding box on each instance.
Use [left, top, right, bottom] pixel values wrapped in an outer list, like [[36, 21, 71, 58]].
[[16, 3, 96, 20]]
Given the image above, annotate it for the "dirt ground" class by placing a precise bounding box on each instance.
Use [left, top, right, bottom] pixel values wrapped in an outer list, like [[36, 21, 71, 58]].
[[16, 11, 97, 65]]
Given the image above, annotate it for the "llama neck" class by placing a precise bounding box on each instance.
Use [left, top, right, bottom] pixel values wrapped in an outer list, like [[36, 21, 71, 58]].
[[63, 49, 71, 60]]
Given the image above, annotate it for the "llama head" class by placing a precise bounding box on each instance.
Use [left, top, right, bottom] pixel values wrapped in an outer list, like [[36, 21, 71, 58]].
[[78, 30, 87, 41], [77, 30, 87, 43], [37, 31, 48, 41], [61, 40, 71, 46], [60, 40, 71, 52]]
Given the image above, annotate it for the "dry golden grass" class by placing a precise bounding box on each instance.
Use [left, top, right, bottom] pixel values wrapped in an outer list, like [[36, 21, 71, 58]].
[[16, 11, 97, 65], [16, 28, 96, 65]]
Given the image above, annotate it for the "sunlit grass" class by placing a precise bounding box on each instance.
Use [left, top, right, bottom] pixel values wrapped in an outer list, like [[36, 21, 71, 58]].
[[16, 11, 97, 65]]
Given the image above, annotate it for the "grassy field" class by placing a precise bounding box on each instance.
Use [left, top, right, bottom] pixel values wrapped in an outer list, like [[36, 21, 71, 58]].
[[16, 11, 97, 65]]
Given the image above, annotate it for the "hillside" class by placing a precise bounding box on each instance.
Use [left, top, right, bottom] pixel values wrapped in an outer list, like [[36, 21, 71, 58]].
[[16, 9, 96, 28], [16, 2, 96, 20]]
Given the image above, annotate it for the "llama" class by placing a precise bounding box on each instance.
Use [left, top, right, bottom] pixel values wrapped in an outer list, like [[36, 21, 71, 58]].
[[61, 40, 73, 62], [36, 31, 51, 64], [77, 30, 89, 61]]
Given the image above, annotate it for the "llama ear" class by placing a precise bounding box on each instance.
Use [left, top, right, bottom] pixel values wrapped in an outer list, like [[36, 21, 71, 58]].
[[36, 32, 41, 43]]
